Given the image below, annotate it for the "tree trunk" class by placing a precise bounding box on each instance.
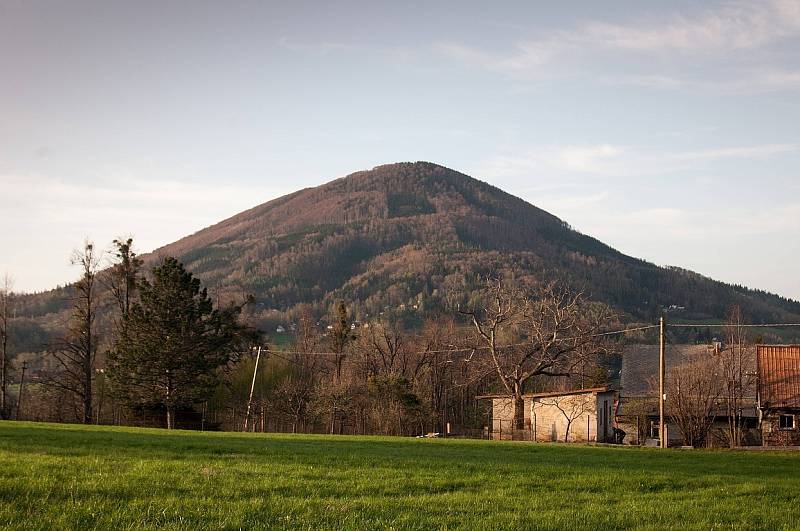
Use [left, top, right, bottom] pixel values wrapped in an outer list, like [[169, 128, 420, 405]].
[[83, 356, 93, 424], [0, 344, 5, 418], [513, 380, 525, 430], [513, 396, 525, 430]]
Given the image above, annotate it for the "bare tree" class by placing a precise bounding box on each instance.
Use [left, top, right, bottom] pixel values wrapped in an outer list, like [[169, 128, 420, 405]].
[[46, 241, 102, 424], [0, 273, 12, 419], [720, 306, 755, 447], [461, 279, 613, 429], [538, 393, 592, 442], [666, 357, 722, 447], [323, 301, 354, 434], [275, 310, 321, 432]]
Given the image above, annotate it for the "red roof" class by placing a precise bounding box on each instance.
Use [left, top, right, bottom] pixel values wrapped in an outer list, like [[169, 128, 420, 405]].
[[757, 345, 800, 409]]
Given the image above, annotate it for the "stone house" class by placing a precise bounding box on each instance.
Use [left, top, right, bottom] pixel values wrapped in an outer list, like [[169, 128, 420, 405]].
[[757, 345, 800, 447], [480, 387, 616, 442]]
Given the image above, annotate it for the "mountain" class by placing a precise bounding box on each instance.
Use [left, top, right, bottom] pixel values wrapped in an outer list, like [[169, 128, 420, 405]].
[[11, 162, 800, 353]]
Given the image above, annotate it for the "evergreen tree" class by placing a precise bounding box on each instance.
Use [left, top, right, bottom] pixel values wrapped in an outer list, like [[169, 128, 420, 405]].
[[109, 257, 258, 429], [107, 237, 143, 318], [330, 300, 352, 382]]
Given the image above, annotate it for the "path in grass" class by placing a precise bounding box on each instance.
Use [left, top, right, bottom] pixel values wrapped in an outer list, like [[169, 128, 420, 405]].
[[0, 422, 798, 529]]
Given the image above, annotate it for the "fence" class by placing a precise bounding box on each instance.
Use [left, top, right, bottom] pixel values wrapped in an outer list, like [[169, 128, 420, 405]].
[[491, 420, 536, 441]]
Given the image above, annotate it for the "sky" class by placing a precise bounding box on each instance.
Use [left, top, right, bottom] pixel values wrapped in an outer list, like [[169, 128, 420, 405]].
[[1, 0, 799, 299]]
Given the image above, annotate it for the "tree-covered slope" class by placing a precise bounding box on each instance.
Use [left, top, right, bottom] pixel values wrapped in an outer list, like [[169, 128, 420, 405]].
[[148, 162, 800, 325], [12, 161, 800, 350]]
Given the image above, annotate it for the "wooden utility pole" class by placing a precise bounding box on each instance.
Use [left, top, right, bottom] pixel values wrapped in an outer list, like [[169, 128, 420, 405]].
[[659, 315, 666, 449], [243, 346, 262, 432]]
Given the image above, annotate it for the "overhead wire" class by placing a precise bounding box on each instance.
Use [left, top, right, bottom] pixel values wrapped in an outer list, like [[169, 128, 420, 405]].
[[667, 323, 800, 328], [255, 324, 662, 359]]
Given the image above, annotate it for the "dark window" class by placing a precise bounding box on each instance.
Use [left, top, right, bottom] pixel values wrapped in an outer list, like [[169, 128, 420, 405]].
[[779, 415, 795, 430]]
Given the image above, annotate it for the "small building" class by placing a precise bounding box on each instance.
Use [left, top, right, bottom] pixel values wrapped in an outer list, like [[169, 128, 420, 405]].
[[757, 345, 800, 447], [617, 344, 759, 447], [479, 387, 615, 443], [275, 325, 285, 334]]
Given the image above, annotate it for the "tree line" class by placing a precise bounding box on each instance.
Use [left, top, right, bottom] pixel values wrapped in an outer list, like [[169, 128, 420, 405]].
[[2, 237, 621, 433]]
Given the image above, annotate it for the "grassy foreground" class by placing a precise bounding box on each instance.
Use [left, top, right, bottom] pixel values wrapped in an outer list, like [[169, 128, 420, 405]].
[[0, 422, 798, 530]]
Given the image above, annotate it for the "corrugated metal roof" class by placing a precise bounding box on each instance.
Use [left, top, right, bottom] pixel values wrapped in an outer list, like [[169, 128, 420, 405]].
[[757, 345, 800, 409]]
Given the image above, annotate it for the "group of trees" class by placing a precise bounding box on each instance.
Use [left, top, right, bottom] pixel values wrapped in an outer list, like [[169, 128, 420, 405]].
[[8, 237, 619, 434], [5, 236, 766, 447], [17, 239, 257, 428]]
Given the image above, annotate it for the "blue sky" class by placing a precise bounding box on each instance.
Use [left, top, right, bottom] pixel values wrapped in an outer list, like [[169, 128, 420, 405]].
[[1, 0, 799, 299]]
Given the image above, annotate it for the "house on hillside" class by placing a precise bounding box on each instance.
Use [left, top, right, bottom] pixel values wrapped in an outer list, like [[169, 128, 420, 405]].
[[617, 344, 759, 447], [479, 387, 616, 443], [757, 345, 800, 447]]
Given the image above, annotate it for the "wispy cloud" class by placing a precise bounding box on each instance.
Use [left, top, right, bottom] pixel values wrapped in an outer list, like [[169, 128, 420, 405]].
[[671, 143, 800, 161], [578, 0, 800, 53], [437, 0, 800, 92], [476, 142, 800, 179]]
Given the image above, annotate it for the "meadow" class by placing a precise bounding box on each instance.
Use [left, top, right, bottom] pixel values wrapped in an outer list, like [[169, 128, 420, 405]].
[[0, 422, 798, 530]]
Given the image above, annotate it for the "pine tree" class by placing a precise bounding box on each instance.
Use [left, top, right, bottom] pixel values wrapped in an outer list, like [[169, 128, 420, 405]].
[[109, 257, 258, 429]]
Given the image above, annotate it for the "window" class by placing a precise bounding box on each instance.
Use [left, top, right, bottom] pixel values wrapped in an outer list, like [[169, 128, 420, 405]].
[[779, 415, 795, 430]]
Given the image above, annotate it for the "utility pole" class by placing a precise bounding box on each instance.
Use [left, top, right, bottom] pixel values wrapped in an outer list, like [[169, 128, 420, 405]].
[[15, 361, 27, 421], [659, 315, 666, 449], [243, 346, 262, 432]]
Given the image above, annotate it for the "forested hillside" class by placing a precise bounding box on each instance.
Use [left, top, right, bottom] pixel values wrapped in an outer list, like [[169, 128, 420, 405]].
[[10, 161, 800, 353]]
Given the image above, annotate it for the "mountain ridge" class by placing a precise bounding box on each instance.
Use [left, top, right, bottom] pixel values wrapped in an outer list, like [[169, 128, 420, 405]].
[[146, 161, 800, 323], [10, 161, 800, 355]]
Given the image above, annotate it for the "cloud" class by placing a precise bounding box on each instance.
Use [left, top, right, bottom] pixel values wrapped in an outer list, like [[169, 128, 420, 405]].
[[475, 144, 628, 178], [436, 0, 800, 91], [476, 142, 800, 180], [671, 143, 800, 162], [578, 1, 799, 53]]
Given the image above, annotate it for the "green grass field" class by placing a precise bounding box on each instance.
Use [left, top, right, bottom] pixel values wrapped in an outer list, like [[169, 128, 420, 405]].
[[0, 422, 798, 530]]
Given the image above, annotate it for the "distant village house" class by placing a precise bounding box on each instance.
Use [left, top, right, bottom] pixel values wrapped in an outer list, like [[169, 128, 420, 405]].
[[757, 345, 800, 447]]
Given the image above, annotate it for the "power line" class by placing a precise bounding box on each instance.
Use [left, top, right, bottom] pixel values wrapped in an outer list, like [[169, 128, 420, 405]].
[[667, 323, 800, 328], [257, 324, 661, 358]]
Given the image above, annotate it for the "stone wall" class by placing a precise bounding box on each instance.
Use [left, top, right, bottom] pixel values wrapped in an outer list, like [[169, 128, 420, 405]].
[[762, 412, 800, 447], [531, 392, 606, 443]]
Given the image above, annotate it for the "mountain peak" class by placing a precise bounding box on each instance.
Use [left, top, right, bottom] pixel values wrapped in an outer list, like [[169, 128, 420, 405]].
[[142, 162, 800, 329]]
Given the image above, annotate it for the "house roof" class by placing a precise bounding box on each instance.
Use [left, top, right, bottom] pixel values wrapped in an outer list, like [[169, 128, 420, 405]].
[[757, 345, 800, 410], [477, 386, 611, 400], [619, 343, 757, 399], [620, 344, 711, 397]]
